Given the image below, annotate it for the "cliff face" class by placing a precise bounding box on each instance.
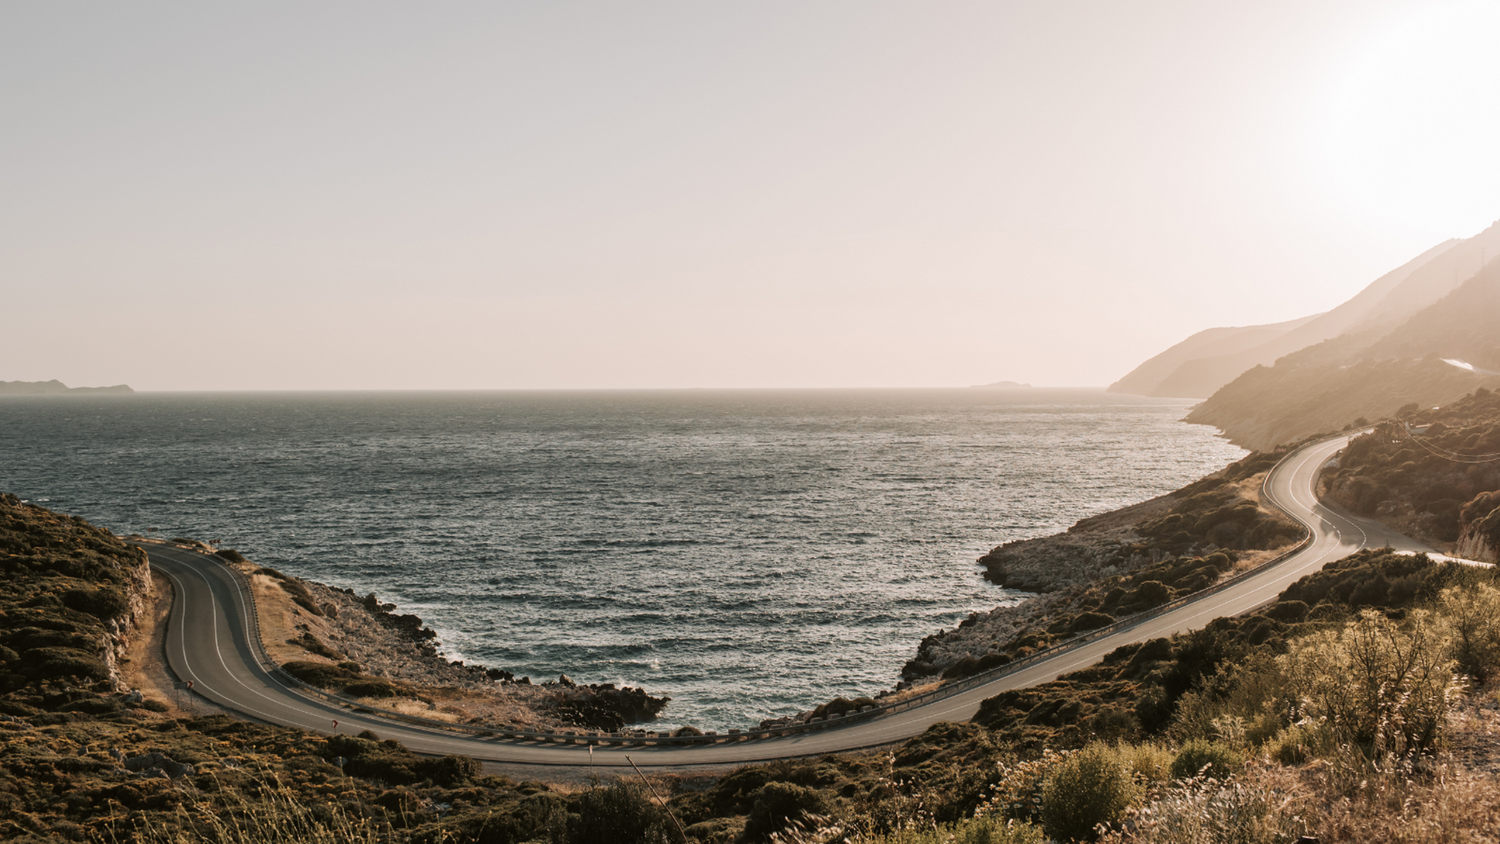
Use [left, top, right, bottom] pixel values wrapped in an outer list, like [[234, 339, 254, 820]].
[[1457, 492, 1500, 563]]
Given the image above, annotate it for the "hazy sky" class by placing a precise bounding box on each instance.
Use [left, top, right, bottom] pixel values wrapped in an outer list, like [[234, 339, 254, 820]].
[[4, 2, 1498, 391]]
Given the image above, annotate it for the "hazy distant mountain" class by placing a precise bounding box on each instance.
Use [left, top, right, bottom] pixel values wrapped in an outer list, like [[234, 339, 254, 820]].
[[1107, 315, 1320, 397], [1108, 227, 1500, 398], [1187, 259, 1500, 450], [0, 380, 134, 396], [971, 380, 1032, 389]]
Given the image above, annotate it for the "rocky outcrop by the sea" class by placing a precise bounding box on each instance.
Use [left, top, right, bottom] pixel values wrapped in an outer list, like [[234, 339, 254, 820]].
[[1457, 491, 1500, 563], [900, 496, 1172, 681]]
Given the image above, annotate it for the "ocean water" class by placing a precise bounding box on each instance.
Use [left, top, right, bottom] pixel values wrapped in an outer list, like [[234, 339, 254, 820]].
[[0, 389, 1244, 729]]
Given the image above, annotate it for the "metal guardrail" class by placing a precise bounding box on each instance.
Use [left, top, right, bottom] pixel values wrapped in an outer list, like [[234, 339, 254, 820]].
[[133, 435, 1338, 749]]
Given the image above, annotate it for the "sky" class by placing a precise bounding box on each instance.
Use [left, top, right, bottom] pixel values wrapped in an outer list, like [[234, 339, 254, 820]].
[[3, 1, 1499, 391]]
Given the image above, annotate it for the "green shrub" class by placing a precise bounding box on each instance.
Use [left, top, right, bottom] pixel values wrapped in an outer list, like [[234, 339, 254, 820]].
[[1040, 743, 1139, 841], [1114, 742, 1173, 785], [1441, 583, 1500, 683], [215, 548, 248, 564], [1268, 722, 1331, 765], [419, 754, 480, 788], [1068, 612, 1115, 633], [342, 680, 404, 699], [743, 782, 830, 842], [280, 661, 359, 688], [566, 780, 674, 844], [1280, 608, 1457, 757], [1169, 739, 1242, 781], [24, 646, 111, 683], [61, 587, 130, 620]]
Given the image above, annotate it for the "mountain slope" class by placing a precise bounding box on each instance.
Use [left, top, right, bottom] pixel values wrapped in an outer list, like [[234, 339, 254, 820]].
[[1109, 232, 1487, 398], [1186, 261, 1500, 450], [1107, 316, 1318, 397]]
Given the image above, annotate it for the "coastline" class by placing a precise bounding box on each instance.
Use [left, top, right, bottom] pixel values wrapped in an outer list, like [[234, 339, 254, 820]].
[[129, 444, 1300, 738]]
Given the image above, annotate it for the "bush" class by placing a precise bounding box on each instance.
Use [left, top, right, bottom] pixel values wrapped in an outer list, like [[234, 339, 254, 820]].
[[1068, 612, 1115, 634], [61, 587, 130, 620], [419, 754, 480, 788], [1280, 608, 1457, 757], [1040, 743, 1139, 841], [23, 646, 111, 683], [1441, 583, 1500, 683], [215, 548, 248, 564], [743, 782, 830, 842], [1170, 739, 1242, 781], [566, 780, 674, 844], [342, 680, 404, 699], [1268, 722, 1331, 765], [280, 661, 358, 688], [1114, 742, 1173, 785]]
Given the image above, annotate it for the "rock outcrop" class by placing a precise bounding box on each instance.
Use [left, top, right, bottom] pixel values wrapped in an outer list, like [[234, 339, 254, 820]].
[[1457, 491, 1500, 563]]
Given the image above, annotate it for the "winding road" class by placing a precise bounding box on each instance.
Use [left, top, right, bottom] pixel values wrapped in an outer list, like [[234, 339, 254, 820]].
[[138, 433, 1443, 769]]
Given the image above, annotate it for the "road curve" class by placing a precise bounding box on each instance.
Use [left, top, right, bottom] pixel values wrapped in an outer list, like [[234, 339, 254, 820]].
[[140, 433, 1441, 769]]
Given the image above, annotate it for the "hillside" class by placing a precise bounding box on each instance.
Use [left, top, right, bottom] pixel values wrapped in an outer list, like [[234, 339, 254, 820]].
[[1319, 389, 1500, 558], [1110, 222, 1500, 399], [1187, 262, 1500, 450], [1105, 316, 1317, 398]]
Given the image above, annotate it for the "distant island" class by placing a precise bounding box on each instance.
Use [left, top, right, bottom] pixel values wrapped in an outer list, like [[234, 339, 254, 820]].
[[0, 379, 133, 396], [971, 380, 1032, 389]]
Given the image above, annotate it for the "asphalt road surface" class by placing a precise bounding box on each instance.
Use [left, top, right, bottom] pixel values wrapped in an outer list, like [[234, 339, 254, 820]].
[[140, 433, 1440, 769]]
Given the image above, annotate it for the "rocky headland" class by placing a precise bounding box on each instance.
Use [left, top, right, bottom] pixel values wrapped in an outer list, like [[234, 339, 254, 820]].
[[0, 380, 134, 396]]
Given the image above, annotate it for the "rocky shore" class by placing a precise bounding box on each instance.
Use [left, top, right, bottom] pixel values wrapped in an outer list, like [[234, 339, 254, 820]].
[[897, 453, 1298, 686]]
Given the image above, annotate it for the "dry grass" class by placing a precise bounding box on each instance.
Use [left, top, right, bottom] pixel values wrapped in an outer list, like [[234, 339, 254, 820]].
[[102, 775, 401, 844], [248, 573, 329, 666]]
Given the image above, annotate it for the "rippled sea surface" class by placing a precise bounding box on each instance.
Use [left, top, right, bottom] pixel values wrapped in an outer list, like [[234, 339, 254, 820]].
[[0, 389, 1243, 728]]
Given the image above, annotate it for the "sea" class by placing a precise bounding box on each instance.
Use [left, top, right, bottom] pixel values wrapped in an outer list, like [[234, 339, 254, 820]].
[[0, 389, 1244, 730]]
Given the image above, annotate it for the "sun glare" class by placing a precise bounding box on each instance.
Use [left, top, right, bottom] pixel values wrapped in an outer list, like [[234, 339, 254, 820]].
[[1311, 2, 1500, 233]]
